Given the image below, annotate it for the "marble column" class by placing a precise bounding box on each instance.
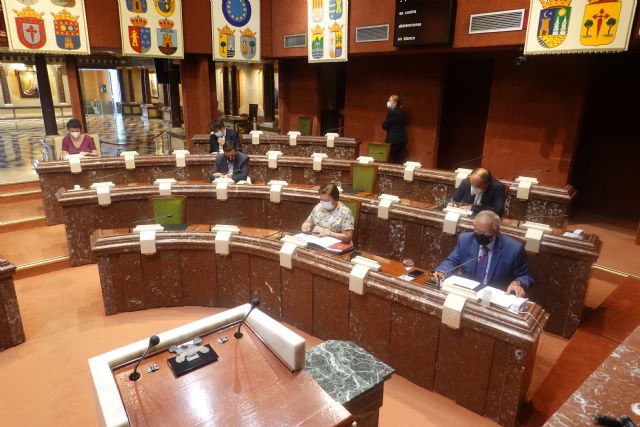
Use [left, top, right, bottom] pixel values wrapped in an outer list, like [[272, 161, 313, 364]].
[[222, 65, 231, 115], [35, 55, 59, 135], [64, 56, 87, 131], [181, 55, 215, 151], [127, 69, 135, 102], [230, 65, 239, 116], [140, 67, 151, 105], [0, 63, 12, 105], [0, 258, 25, 352], [54, 65, 66, 104], [168, 80, 181, 127]]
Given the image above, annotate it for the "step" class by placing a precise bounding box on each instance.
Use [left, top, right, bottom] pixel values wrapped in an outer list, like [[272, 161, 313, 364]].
[[0, 180, 41, 194], [0, 216, 48, 232], [0, 189, 42, 204], [14, 255, 71, 280]]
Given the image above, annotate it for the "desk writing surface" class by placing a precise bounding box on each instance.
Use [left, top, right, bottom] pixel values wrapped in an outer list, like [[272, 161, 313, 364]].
[[113, 325, 353, 427]]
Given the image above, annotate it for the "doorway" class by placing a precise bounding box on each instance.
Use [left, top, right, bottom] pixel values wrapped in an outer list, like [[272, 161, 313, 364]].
[[436, 57, 493, 170], [79, 68, 122, 116], [318, 62, 346, 135]]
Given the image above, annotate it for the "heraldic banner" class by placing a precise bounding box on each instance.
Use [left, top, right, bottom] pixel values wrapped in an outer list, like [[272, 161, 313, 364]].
[[118, 0, 184, 59], [524, 0, 637, 55], [307, 0, 348, 63], [1, 0, 90, 55], [212, 0, 261, 62]]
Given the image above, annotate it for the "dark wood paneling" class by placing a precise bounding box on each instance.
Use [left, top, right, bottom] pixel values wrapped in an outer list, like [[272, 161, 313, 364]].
[[182, 55, 215, 151], [183, 0, 214, 54], [453, 0, 529, 48], [270, 0, 308, 58], [278, 58, 320, 134]]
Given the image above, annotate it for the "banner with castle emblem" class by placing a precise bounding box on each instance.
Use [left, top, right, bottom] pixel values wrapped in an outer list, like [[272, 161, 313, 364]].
[[0, 0, 90, 54], [211, 0, 261, 62], [524, 0, 637, 54], [117, 0, 184, 58], [307, 0, 348, 63]]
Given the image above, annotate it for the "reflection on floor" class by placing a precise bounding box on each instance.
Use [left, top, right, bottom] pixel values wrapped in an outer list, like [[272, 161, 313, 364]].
[[0, 115, 171, 184]]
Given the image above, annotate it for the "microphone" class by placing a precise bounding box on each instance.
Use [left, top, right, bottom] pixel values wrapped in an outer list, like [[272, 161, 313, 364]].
[[154, 168, 182, 178], [131, 214, 172, 225], [90, 171, 124, 183], [234, 298, 261, 339], [429, 252, 489, 286], [129, 335, 160, 381], [512, 168, 551, 180], [218, 215, 248, 225], [452, 155, 484, 168]]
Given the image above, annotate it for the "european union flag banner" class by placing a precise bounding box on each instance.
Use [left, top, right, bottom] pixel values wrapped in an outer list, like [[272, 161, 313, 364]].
[[211, 0, 261, 62], [307, 0, 348, 63]]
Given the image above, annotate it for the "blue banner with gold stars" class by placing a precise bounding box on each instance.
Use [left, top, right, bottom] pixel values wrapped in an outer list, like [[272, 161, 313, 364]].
[[211, 0, 261, 62]]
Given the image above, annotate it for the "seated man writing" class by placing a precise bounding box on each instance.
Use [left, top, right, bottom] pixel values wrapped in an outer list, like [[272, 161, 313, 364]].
[[210, 141, 249, 183], [449, 167, 505, 217], [301, 183, 354, 244], [432, 210, 533, 297]]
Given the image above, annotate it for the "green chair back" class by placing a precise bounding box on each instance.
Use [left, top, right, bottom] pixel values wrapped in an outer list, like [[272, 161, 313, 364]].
[[151, 196, 185, 225], [367, 143, 390, 162], [341, 199, 360, 245], [351, 164, 378, 193], [297, 116, 312, 136]]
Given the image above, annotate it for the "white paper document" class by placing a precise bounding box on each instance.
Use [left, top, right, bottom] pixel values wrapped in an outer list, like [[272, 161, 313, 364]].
[[476, 286, 528, 311], [442, 275, 481, 290], [293, 233, 346, 253]]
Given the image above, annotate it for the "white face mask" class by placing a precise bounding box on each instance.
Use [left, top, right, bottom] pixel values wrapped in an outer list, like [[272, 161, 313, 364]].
[[321, 200, 334, 210], [470, 185, 482, 195], [386, 101, 393, 110], [70, 131, 81, 139]]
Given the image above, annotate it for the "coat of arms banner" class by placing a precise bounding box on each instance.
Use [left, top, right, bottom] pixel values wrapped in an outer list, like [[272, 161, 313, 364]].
[[212, 0, 261, 62], [1, 0, 90, 55], [524, 0, 637, 55], [307, 0, 348, 63], [118, 0, 184, 59]]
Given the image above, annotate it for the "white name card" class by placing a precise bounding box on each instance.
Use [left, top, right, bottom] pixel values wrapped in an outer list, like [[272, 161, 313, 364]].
[[357, 156, 375, 164], [139, 230, 158, 255], [268, 180, 289, 203], [403, 161, 422, 182], [90, 182, 115, 206], [311, 153, 328, 171], [174, 150, 190, 168], [216, 180, 229, 201], [154, 178, 177, 196], [68, 154, 82, 174], [377, 194, 400, 220], [521, 221, 552, 233], [266, 151, 282, 169], [213, 225, 240, 255], [454, 168, 473, 188], [442, 293, 467, 330], [443, 211, 461, 235], [515, 176, 539, 200], [349, 256, 381, 295], [525, 227, 544, 253], [250, 130, 263, 145], [120, 151, 139, 170], [325, 132, 339, 148], [287, 131, 301, 146], [279, 235, 308, 269], [133, 224, 164, 233]]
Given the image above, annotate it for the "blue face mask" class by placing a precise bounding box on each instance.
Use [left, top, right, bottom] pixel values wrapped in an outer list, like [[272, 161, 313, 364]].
[[214, 130, 223, 138], [321, 200, 334, 210]]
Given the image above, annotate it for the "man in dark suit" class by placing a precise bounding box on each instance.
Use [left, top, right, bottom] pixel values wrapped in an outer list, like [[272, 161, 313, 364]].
[[432, 210, 533, 297], [449, 167, 505, 217], [381, 95, 407, 164], [210, 141, 250, 183], [209, 119, 242, 154]]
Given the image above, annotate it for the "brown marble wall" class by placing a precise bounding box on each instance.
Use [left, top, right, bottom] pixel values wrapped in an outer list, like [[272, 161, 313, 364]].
[[58, 184, 599, 338], [38, 155, 575, 228], [0, 257, 25, 351], [91, 232, 548, 427]]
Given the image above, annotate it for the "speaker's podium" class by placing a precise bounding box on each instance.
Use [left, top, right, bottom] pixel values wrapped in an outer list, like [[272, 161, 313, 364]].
[[89, 305, 354, 427]]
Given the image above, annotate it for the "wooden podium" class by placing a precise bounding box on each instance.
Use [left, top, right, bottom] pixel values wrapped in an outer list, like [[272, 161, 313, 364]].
[[89, 305, 353, 427]]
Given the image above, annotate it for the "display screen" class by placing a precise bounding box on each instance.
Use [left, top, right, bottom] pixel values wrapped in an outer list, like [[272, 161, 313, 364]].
[[393, 0, 455, 47]]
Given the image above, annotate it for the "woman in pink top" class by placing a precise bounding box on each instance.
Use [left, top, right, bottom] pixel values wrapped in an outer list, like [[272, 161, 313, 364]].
[[60, 118, 97, 159]]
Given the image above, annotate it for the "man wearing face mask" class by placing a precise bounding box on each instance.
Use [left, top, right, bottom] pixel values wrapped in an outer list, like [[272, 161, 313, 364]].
[[60, 118, 97, 159], [449, 167, 505, 217], [381, 94, 407, 164], [209, 119, 242, 154], [431, 210, 532, 297], [210, 141, 250, 183], [301, 183, 354, 244]]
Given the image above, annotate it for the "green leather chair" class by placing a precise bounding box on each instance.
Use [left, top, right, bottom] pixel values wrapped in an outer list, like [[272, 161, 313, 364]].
[[297, 116, 312, 136], [150, 196, 186, 225], [367, 143, 390, 163], [341, 199, 360, 245], [351, 163, 378, 194]]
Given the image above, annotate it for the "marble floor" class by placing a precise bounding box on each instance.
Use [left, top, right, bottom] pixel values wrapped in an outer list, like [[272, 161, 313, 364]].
[[0, 114, 173, 185]]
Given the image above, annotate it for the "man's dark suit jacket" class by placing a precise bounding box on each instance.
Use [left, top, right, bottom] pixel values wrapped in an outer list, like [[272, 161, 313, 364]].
[[435, 232, 533, 291], [210, 152, 249, 182], [381, 107, 407, 144], [210, 128, 242, 153], [451, 177, 506, 216]]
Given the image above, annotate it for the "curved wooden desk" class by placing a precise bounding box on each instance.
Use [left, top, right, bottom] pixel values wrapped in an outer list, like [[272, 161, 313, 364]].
[[58, 184, 598, 338], [37, 154, 575, 228], [91, 227, 547, 427], [191, 133, 361, 159], [0, 257, 25, 351]]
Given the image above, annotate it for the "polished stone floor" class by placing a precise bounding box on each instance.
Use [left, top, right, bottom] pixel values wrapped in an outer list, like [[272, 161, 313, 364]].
[[0, 114, 172, 184]]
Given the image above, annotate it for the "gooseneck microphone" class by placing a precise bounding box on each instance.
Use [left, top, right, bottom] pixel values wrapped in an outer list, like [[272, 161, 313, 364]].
[[453, 155, 484, 168], [129, 335, 160, 381], [432, 252, 488, 278], [90, 171, 124, 183], [234, 298, 261, 339], [131, 214, 173, 225]]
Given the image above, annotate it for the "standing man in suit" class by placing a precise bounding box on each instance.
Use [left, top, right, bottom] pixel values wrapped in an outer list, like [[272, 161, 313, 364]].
[[449, 167, 506, 216], [432, 210, 533, 297], [209, 119, 242, 154], [210, 141, 250, 183], [381, 95, 407, 164]]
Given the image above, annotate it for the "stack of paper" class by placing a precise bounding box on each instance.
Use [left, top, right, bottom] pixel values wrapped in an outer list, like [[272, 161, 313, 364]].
[[477, 286, 528, 311], [442, 275, 481, 290], [293, 233, 352, 254]]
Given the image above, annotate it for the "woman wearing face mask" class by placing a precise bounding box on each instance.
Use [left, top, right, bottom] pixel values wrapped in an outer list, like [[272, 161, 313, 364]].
[[60, 118, 97, 159], [381, 94, 407, 164], [301, 183, 354, 244]]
